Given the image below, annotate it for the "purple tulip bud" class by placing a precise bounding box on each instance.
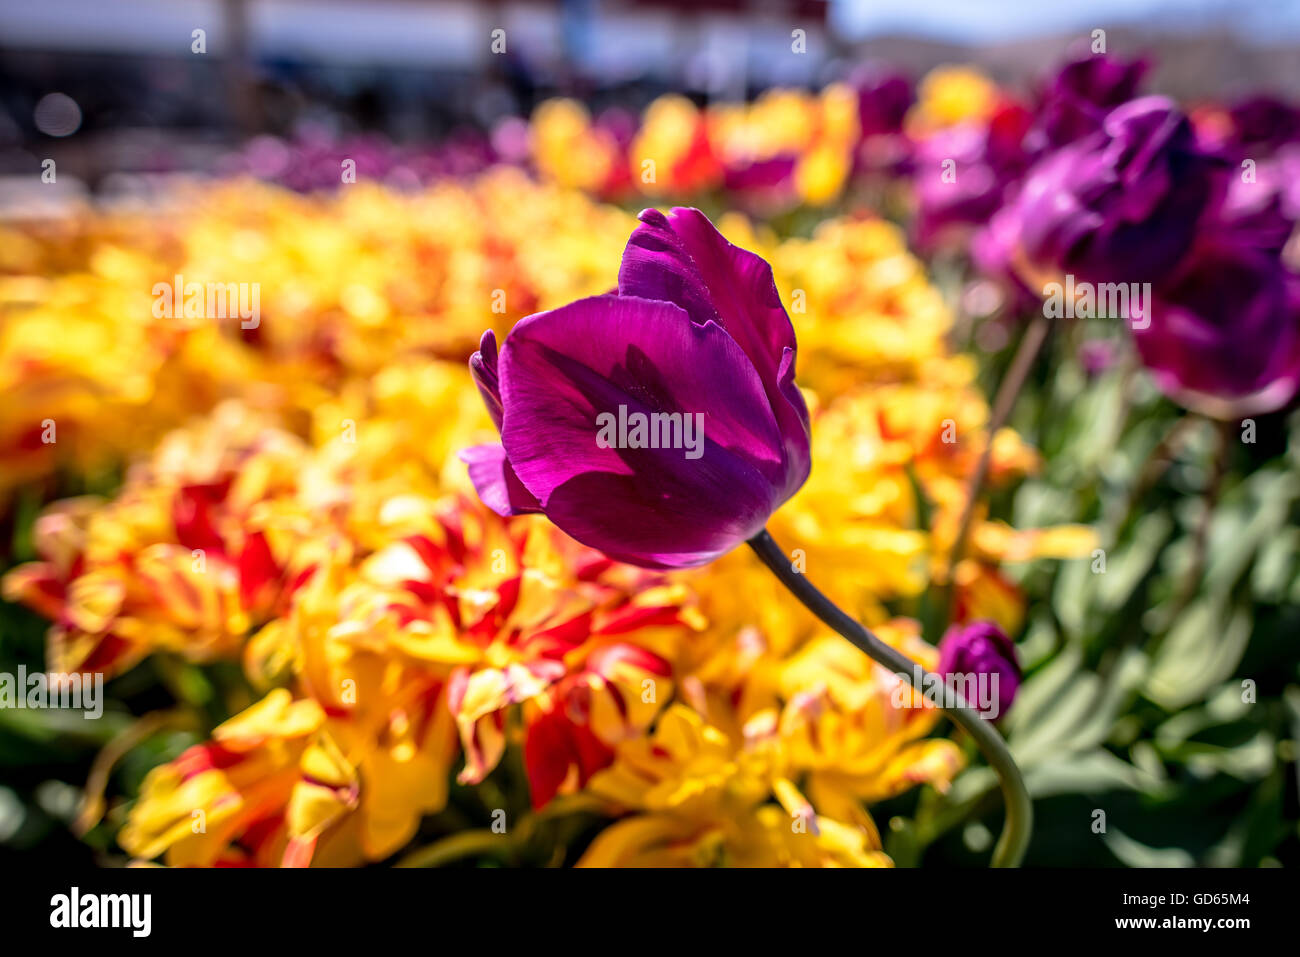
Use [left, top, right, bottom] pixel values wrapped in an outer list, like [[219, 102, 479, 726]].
[[1133, 241, 1300, 419], [461, 207, 812, 569], [937, 621, 1021, 721], [1012, 97, 1226, 286], [1078, 338, 1120, 377]]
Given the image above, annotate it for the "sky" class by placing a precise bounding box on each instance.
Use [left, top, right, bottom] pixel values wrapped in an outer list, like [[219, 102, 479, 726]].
[[830, 0, 1300, 43]]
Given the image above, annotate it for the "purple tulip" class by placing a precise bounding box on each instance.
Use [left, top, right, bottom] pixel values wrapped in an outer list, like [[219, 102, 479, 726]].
[[937, 620, 1021, 721], [460, 207, 812, 569], [1212, 168, 1297, 259], [723, 154, 798, 208], [1133, 241, 1300, 419], [1206, 145, 1300, 260], [913, 103, 1032, 250], [914, 125, 1001, 247], [594, 106, 639, 151], [1272, 145, 1300, 224], [1034, 51, 1148, 148], [848, 66, 913, 138], [1011, 96, 1226, 286], [1228, 95, 1300, 154], [970, 200, 1044, 314]]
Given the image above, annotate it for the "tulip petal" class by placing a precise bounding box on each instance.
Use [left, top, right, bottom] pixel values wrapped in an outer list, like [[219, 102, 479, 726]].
[[618, 208, 723, 330], [619, 207, 810, 494], [1133, 249, 1300, 417], [497, 294, 786, 567], [469, 329, 504, 431], [459, 444, 543, 516]]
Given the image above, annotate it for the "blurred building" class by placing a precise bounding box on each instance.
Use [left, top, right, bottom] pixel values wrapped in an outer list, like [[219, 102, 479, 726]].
[[1, 0, 1295, 183]]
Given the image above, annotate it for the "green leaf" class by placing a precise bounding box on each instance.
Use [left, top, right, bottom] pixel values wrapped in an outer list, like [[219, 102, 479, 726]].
[[1145, 599, 1251, 711], [1024, 749, 1161, 797], [1104, 827, 1195, 867]]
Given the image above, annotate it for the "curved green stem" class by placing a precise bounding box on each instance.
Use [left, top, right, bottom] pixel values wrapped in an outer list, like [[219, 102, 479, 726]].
[[394, 828, 509, 868], [747, 529, 1032, 867]]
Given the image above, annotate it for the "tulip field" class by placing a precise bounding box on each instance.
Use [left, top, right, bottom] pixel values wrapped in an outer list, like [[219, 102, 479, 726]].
[[1, 49, 1299, 872]]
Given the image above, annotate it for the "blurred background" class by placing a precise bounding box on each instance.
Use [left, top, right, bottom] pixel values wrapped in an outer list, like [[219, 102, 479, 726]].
[[2, 0, 1299, 191]]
